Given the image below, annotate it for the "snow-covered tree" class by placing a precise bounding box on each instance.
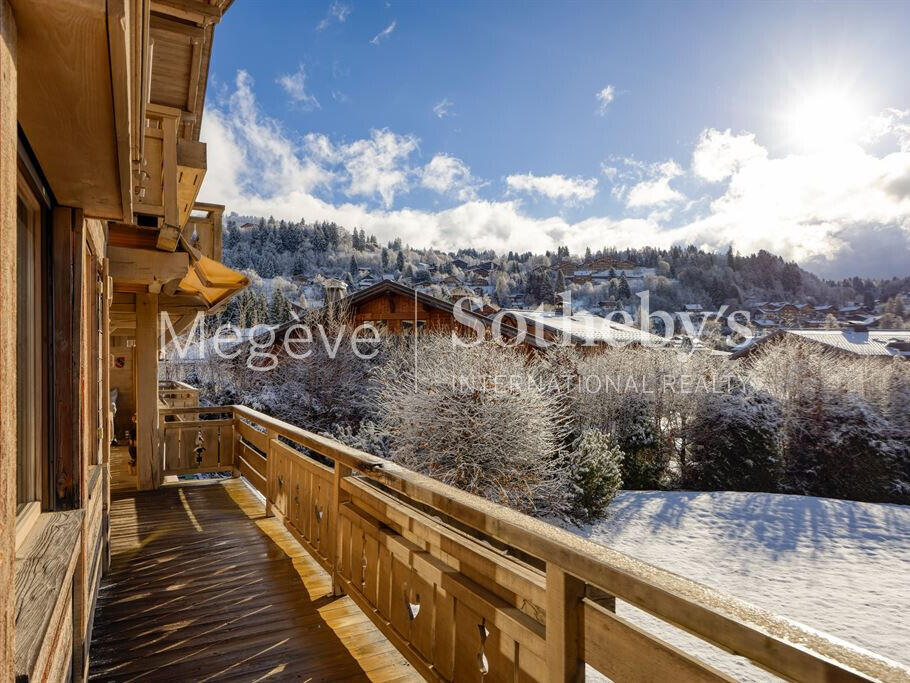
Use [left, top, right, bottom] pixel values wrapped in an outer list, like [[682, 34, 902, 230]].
[[375, 334, 573, 515], [569, 429, 623, 522]]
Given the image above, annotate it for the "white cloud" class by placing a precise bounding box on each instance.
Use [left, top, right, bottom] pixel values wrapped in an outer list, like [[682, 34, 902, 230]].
[[862, 108, 910, 152], [276, 65, 320, 110], [203, 71, 332, 201], [596, 85, 615, 115], [370, 20, 397, 45], [433, 97, 454, 119], [201, 74, 910, 277], [303, 128, 419, 207], [506, 173, 598, 203], [316, 1, 351, 31], [625, 160, 684, 208], [421, 154, 481, 201], [338, 129, 418, 207], [679, 144, 910, 276], [692, 128, 767, 182]]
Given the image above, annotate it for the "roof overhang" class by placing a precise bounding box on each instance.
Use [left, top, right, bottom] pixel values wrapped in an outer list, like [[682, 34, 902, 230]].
[[14, 0, 126, 219]]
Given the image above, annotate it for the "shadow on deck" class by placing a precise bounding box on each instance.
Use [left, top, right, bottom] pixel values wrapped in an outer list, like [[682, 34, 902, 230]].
[[88, 475, 419, 682]]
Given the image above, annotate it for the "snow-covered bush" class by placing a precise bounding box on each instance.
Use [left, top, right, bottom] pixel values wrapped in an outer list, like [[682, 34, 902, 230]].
[[785, 386, 909, 503], [375, 334, 572, 515], [745, 339, 910, 502], [684, 389, 783, 492], [569, 429, 623, 522], [326, 420, 393, 458]]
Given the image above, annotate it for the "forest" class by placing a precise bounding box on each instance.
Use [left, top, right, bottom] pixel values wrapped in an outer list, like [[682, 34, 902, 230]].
[[219, 214, 910, 326]]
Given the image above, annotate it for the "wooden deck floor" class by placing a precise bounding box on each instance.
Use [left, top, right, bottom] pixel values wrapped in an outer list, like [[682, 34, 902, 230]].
[[110, 444, 137, 493], [88, 473, 420, 682]]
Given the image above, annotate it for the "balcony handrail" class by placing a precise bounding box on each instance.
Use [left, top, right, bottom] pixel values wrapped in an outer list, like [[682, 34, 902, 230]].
[[156, 402, 910, 682]]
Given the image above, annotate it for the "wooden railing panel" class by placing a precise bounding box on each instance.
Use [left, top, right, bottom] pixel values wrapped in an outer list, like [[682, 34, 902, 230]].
[[583, 600, 733, 682], [236, 419, 268, 454], [159, 420, 234, 476]]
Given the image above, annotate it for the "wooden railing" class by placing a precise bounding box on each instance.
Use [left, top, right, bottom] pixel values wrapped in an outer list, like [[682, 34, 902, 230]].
[[157, 380, 200, 409], [156, 403, 910, 683]]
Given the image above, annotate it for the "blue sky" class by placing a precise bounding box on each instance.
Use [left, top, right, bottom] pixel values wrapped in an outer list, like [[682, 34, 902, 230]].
[[201, 1, 910, 277]]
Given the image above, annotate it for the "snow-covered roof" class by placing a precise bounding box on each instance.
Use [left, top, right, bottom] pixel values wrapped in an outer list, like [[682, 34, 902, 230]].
[[684, 303, 703, 311], [787, 329, 910, 357], [733, 329, 910, 359], [504, 310, 668, 346]]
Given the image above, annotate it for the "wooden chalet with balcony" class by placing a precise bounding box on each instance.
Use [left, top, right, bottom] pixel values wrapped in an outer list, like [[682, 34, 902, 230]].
[[2, 2, 910, 682]]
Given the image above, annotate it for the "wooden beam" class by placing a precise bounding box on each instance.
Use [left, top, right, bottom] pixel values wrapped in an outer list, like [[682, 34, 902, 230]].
[[152, 0, 223, 20], [108, 222, 160, 249], [0, 2, 17, 678], [108, 245, 189, 285], [107, 0, 134, 222], [51, 207, 84, 509], [135, 293, 160, 490], [161, 110, 178, 228], [155, 224, 181, 251]]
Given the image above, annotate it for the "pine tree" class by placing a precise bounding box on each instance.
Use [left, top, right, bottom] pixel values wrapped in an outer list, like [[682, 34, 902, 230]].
[[396, 250, 405, 272], [570, 429, 623, 522], [539, 271, 556, 304], [381, 248, 390, 271], [618, 273, 631, 299], [555, 270, 567, 294], [350, 255, 359, 279], [269, 288, 292, 325]]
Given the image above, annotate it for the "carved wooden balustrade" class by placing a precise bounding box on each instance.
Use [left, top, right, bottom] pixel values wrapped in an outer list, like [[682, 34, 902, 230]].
[[156, 403, 910, 683]]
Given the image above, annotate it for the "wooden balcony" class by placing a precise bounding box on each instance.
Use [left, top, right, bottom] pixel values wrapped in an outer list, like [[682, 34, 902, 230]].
[[89, 403, 910, 682], [90, 448, 416, 681]]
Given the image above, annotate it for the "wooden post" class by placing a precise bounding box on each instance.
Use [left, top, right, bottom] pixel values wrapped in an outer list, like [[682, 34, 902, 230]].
[[0, 2, 17, 679], [331, 461, 351, 596], [546, 563, 585, 683], [135, 293, 160, 490], [264, 428, 276, 517]]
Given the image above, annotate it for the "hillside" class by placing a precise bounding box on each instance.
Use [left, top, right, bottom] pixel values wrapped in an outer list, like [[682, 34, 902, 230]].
[[220, 213, 910, 317]]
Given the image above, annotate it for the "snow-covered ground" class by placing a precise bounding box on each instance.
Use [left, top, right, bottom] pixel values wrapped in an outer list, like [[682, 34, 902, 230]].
[[567, 491, 910, 681]]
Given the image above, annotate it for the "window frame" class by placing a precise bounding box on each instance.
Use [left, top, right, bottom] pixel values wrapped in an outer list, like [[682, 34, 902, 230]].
[[15, 170, 49, 514]]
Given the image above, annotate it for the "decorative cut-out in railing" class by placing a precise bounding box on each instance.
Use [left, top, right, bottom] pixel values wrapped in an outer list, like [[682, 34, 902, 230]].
[[477, 618, 490, 675], [405, 591, 421, 621], [193, 430, 205, 466]]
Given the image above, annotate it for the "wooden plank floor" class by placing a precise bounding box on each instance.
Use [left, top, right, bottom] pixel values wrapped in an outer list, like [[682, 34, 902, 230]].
[[110, 444, 137, 493], [88, 474, 420, 682]]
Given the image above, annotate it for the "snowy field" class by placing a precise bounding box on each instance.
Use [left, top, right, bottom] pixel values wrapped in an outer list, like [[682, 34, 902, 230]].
[[567, 491, 910, 681]]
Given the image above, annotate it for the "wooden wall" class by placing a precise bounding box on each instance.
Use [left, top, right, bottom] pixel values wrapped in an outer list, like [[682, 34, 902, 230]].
[[352, 291, 475, 335], [0, 1, 17, 679]]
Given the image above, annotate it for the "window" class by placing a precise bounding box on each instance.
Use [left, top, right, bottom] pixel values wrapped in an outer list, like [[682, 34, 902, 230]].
[[400, 320, 426, 335], [16, 174, 48, 511]]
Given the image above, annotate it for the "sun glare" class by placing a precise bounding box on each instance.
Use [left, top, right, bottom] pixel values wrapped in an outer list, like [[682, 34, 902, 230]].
[[785, 87, 863, 152]]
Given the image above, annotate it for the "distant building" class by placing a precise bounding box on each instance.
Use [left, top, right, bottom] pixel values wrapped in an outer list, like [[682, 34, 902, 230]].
[[731, 328, 910, 360]]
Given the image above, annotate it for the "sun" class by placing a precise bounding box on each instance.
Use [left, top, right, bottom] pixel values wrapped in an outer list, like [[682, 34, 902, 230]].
[[785, 87, 863, 152]]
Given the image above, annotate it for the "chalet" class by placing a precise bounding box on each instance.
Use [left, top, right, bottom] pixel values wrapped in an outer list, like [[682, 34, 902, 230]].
[[584, 256, 636, 270], [1, 0, 249, 680], [2, 3, 904, 682]]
